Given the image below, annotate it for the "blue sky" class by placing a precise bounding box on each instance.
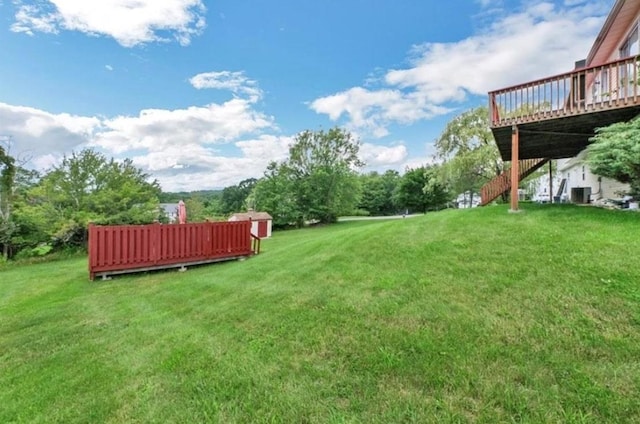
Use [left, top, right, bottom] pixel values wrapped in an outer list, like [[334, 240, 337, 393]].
[[0, 0, 613, 191]]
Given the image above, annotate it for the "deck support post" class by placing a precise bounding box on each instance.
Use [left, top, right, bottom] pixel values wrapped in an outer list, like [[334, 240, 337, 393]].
[[510, 125, 520, 212], [549, 160, 553, 203]]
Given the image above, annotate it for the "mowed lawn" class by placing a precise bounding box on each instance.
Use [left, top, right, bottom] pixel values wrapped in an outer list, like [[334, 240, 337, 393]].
[[1, 204, 639, 423]]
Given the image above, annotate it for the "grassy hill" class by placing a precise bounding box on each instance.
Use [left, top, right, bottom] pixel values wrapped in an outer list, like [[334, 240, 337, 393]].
[[1, 204, 639, 423]]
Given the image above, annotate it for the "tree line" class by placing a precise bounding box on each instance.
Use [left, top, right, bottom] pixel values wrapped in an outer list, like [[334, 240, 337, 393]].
[[3, 105, 635, 261], [0, 128, 452, 260]]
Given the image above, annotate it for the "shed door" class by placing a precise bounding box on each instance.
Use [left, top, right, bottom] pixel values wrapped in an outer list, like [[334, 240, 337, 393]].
[[258, 221, 268, 237]]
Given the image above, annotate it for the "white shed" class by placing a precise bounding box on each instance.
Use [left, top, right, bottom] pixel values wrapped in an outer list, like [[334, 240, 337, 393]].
[[228, 211, 273, 238]]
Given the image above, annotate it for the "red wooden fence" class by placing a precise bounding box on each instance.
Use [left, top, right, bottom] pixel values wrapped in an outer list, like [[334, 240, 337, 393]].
[[88, 221, 259, 280]]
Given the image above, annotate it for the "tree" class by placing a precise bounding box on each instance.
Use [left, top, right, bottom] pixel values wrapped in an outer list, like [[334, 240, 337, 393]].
[[251, 162, 302, 227], [436, 106, 504, 202], [5, 168, 43, 256], [31, 149, 161, 247], [587, 117, 640, 197], [395, 165, 449, 214], [184, 197, 207, 222], [422, 166, 451, 211], [252, 127, 363, 226], [0, 137, 38, 259], [358, 170, 401, 216], [220, 178, 257, 214], [286, 128, 363, 223], [0, 139, 18, 259]]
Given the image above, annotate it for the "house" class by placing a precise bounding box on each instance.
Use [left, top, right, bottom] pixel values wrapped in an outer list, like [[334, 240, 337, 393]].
[[456, 191, 481, 208], [160, 203, 180, 222], [531, 154, 629, 204], [528, 168, 563, 203], [228, 210, 273, 238], [481, 0, 640, 209], [558, 152, 629, 203]]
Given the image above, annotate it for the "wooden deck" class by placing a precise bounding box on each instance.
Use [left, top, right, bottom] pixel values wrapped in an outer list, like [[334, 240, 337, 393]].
[[489, 56, 640, 160], [88, 221, 260, 280]]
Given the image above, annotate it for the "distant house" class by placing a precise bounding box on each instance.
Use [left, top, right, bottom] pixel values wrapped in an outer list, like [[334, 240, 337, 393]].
[[160, 203, 180, 223], [228, 211, 273, 238], [529, 169, 563, 203], [456, 192, 480, 208]]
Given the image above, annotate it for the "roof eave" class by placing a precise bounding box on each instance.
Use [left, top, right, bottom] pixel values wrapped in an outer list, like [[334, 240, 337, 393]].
[[586, 0, 626, 65]]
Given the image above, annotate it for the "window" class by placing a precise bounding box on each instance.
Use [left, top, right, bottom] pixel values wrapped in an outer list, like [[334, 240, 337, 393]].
[[582, 166, 585, 181], [593, 69, 609, 101], [619, 25, 639, 98], [620, 26, 639, 58]]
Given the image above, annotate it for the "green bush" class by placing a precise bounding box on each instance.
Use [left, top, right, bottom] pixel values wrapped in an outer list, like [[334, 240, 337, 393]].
[[13, 243, 53, 260]]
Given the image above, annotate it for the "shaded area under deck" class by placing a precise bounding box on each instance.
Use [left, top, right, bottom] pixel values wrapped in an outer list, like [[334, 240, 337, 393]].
[[492, 105, 640, 161]]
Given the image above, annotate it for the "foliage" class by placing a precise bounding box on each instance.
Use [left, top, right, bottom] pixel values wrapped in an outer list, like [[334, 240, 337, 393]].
[[220, 178, 257, 215], [440, 148, 496, 203], [40, 149, 161, 225], [0, 143, 17, 259], [253, 128, 363, 225], [395, 165, 449, 213], [358, 170, 401, 215], [184, 197, 207, 222], [12, 149, 162, 251], [436, 106, 503, 197], [1, 205, 640, 423], [12, 243, 53, 260], [251, 162, 302, 227], [287, 128, 363, 223], [587, 117, 640, 197], [159, 190, 222, 204]]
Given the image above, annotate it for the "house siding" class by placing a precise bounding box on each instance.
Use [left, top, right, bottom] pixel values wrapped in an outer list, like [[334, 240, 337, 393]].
[[563, 4, 638, 203], [584, 6, 640, 105], [558, 156, 629, 202]]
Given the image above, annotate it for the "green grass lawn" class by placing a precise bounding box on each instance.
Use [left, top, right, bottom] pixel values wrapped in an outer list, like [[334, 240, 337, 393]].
[[1, 204, 639, 423]]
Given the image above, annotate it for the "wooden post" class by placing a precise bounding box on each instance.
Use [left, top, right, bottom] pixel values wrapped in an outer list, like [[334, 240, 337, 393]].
[[510, 125, 520, 211], [548, 160, 553, 203]]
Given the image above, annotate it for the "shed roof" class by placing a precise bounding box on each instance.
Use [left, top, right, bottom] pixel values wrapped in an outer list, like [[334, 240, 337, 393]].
[[229, 211, 272, 221]]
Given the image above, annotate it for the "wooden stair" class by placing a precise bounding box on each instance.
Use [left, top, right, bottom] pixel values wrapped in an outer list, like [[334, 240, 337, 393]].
[[480, 158, 549, 206], [556, 178, 566, 198]]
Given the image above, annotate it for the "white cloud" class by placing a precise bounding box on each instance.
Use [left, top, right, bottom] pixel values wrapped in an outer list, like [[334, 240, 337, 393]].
[[0, 96, 413, 191], [31, 153, 61, 171], [235, 134, 292, 162], [475, 0, 502, 7], [359, 143, 408, 167], [105, 65, 113, 71], [386, 2, 607, 96], [399, 156, 437, 172], [0, 102, 100, 158], [91, 99, 275, 154], [10, 0, 206, 47], [311, 1, 609, 138], [189, 71, 263, 103], [310, 87, 450, 138], [0, 96, 281, 190], [129, 135, 294, 191]]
